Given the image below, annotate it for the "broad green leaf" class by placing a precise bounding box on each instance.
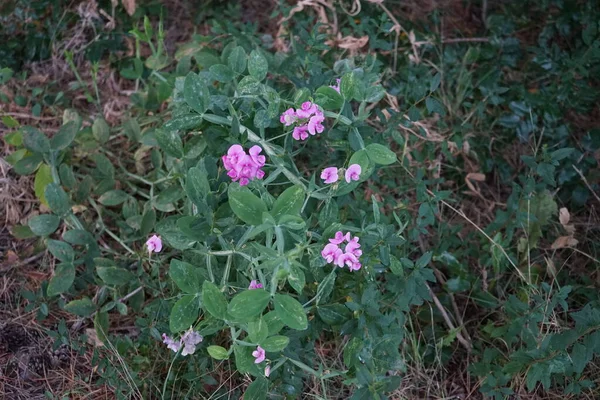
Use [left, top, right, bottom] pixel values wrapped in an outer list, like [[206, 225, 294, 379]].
[[47, 240, 74, 262], [425, 97, 446, 116], [157, 216, 196, 250], [202, 281, 228, 319], [317, 304, 351, 325], [184, 72, 210, 114], [365, 85, 385, 103], [228, 289, 271, 321], [233, 344, 263, 376], [163, 114, 204, 131], [22, 126, 50, 153], [29, 214, 60, 236], [155, 129, 184, 158], [97, 267, 134, 286], [11, 225, 35, 239], [227, 46, 247, 74], [248, 317, 269, 344], [170, 295, 201, 332], [260, 335, 289, 352], [65, 297, 95, 317], [365, 143, 397, 165], [238, 75, 262, 95], [98, 190, 128, 206], [244, 377, 268, 400], [92, 118, 110, 144], [210, 64, 234, 82], [264, 311, 284, 335], [288, 262, 305, 294], [140, 209, 156, 236], [50, 121, 78, 150], [94, 312, 110, 344], [45, 183, 71, 216], [315, 270, 336, 305], [2, 115, 19, 128], [170, 259, 204, 293], [207, 345, 229, 360], [315, 86, 344, 110], [248, 50, 268, 81], [13, 153, 43, 175], [271, 185, 304, 221], [185, 166, 210, 208], [34, 163, 53, 206], [59, 164, 76, 189], [47, 262, 75, 296], [63, 229, 94, 245], [273, 294, 307, 330], [430, 73, 441, 92], [4, 148, 27, 165], [228, 184, 268, 226]]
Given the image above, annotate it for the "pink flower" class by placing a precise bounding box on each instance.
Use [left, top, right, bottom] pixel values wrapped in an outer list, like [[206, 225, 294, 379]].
[[345, 164, 361, 183], [222, 144, 266, 186], [252, 346, 266, 364], [321, 243, 343, 263], [162, 327, 203, 356], [265, 364, 271, 377], [249, 280, 263, 290], [296, 102, 317, 119], [329, 231, 350, 245], [336, 252, 358, 268], [146, 235, 162, 253], [345, 237, 361, 254], [279, 108, 297, 126], [307, 112, 325, 136], [330, 78, 341, 93], [292, 125, 309, 141], [320, 167, 339, 184], [162, 333, 181, 353]]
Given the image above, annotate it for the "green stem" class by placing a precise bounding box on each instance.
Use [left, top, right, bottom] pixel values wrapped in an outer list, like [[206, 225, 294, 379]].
[[221, 255, 232, 288]]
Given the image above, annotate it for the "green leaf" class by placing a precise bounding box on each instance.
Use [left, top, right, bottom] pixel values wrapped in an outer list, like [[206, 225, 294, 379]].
[[97, 267, 134, 286], [288, 262, 305, 294], [430, 73, 441, 92], [425, 97, 446, 116], [365, 85, 385, 103], [317, 304, 350, 325], [50, 121, 79, 150], [184, 72, 210, 114], [260, 335, 290, 352], [22, 126, 50, 153], [29, 214, 60, 236], [315, 86, 344, 110], [207, 345, 229, 360], [185, 166, 210, 208], [228, 184, 268, 226], [271, 185, 304, 221], [248, 317, 269, 343], [248, 50, 268, 81], [365, 143, 397, 165], [140, 209, 156, 236], [164, 114, 204, 131], [315, 270, 336, 305], [45, 183, 71, 216], [65, 297, 96, 317], [155, 129, 184, 158], [228, 46, 247, 74], [202, 281, 228, 319], [47, 262, 75, 296], [233, 344, 263, 376], [170, 295, 201, 332], [98, 190, 128, 206], [228, 289, 271, 322], [47, 240, 74, 262], [170, 259, 204, 293], [59, 164, 76, 189], [340, 72, 358, 100], [551, 148, 574, 161], [210, 64, 234, 82], [273, 294, 307, 330], [238, 75, 262, 95], [11, 225, 35, 239], [244, 377, 268, 400], [63, 229, 94, 245], [34, 164, 53, 206], [92, 118, 110, 144], [14, 153, 43, 175], [94, 312, 110, 344], [2, 115, 19, 128]]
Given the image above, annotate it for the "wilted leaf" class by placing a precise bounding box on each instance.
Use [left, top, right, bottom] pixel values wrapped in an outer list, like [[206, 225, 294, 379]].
[[551, 236, 579, 249]]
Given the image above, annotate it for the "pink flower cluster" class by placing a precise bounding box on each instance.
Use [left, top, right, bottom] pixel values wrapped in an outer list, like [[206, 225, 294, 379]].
[[222, 144, 266, 186], [320, 164, 361, 184], [321, 231, 362, 271], [162, 327, 203, 356], [280, 102, 325, 141], [248, 280, 263, 290]]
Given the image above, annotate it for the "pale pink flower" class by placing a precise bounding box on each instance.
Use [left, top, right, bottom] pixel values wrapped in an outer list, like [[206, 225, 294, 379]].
[[265, 364, 271, 377], [249, 145, 266, 167], [146, 235, 162, 253], [249, 280, 263, 290], [292, 125, 309, 141], [321, 243, 343, 264], [329, 231, 350, 245], [222, 144, 266, 186], [162, 333, 181, 353], [320, 167, 339, 184], [279, 108, 297, 126], [252, 346, 266, 364], [330, 78, 341, 93], [345, 164, 361, 183], [307, 112, 325, 135]]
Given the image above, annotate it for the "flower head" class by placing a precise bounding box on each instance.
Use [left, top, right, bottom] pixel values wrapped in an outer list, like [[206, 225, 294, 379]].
[[279, 108, 298, 126], [280, 102, 326, 142], [146, 235, 162, 253], [307, 112, 325, 136], [345, 164, 362, 183], [162, 333, 181, 353], [322, 232, 362, 272], [320, 167, 339, 184], [252, 346, 266, 364], [292, 125, 309, 141], [249, 280, 263, 290], [162, 327, 203, 356], [296, 102, 318, 119], [321, 243, 343, 264], [222, 144, 266, 186], [329, 231, 350, 245]]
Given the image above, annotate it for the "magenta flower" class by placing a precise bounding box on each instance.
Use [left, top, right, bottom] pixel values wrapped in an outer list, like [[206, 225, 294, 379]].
[[321, 243, 343, 264], [345, 164, 361, 183], [307, 112, 325, 136], [222, 144, 266, 186], [321, 167, 339, 184], [330, 78, 341, 93], [279, 108, 298, 126], [146, 235, 162, 253], [329, 231, 350, 245], [249, 280, 263, 290], [296, 102, 318, 119], [322, 232, 362, 272], [252, 346, 266, 364], [292, 125, 309, 141]]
